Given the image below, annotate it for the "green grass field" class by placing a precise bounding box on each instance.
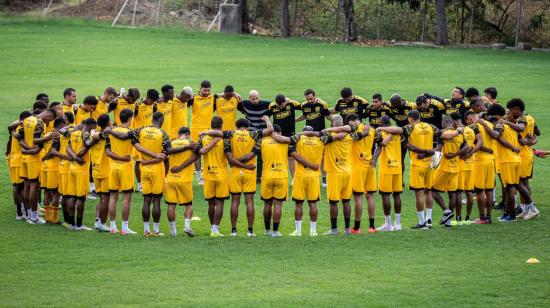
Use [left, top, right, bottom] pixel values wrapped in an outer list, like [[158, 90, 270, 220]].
[[1, 17, 549, 306]]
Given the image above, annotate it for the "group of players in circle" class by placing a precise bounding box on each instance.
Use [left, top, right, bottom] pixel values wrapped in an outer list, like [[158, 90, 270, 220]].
[[6, 81, 543, 237]]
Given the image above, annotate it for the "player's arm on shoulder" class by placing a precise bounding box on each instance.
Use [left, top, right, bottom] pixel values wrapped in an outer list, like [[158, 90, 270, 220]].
[[271, 132, 291, 144], [199, 129, 224, 138], [261, 115, 274, 137], [198, 137, 221, 155], [376, 126, 403, 135], [290, 149, 319, 171]]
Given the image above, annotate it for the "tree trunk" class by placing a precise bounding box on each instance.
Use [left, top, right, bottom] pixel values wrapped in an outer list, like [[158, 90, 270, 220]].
[[339, 0, 357, 42], [280, 0, 290, 37], [436, 0, 449, 45], [239, 0, 249, 33]]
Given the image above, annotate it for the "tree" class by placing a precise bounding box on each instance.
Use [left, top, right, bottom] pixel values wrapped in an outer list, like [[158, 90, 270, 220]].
[[280, 0, 290, 37], [339, 0, 357, 42], [239, 0, 249, 33], [436, 0, 449, 45]]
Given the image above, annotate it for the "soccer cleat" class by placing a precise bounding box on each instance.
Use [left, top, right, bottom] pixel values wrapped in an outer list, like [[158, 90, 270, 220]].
[[351, 229, 361, 235], [525, 205, 540, 220], [246, 231, 256, 237], [439, 212, 454, 225], [210, 232, 224, 237], [86, 192, 97, 200], [451, 220, 459, 226], [472, 218, 486, 224], [344, 228, 352, 235], [62, 222, 71, 229], [16, 214, 26, 221], [310, 231, 319, 237], [500, 215, 517, 222], [288, 230, 302, 237], [321, 180, 327, 188], [498, 213, 510, 222], [323, 229, 339, 236], [37, 216, 46, 224], [271, 231, 282, 237], [184, 227, 195, 237], [198, 178, 204, 186], [426, 219, 433, 228], [97, 224, 111, 232], [76, 225, 93, 231], [515, 206, 523, 217], [144, 231, 152, 237], [411, 223, 428, 230], [376, 224, 394, 232], [120, 228, 137, 235], [393, 224, 402, 231], [462, 219, 472, 225], [367, 227, 377, 233], [231, 231, 238, 237], [152, 232, 164, 237], [110, 228, 119, 234], [170, 231, 177, 237], [265, 230, 272, 237], [444, 223, 452, 228]]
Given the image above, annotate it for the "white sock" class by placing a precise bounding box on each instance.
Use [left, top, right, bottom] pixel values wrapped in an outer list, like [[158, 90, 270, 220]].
[[295, 220, 302, 233], [31, 210, 37, 220], [122, 221, 128, 231], [169, 221, 177, 234], [143, 222, 150, 233], [184, 219, 191, 229], [395, 214, 401, 225], [153, 222, 160, 233], [110, 220, 117, 230], [385, 215, 391, 226], [529, 202, 537, 211], [417, 211, 425, 225], [493, 188, 496, 202], [520, 204, 526, 212], [310, 221, 317, 232], [212, 224, 219, 233], [90, 182, 95, 191], [426, 208, 433, 220]]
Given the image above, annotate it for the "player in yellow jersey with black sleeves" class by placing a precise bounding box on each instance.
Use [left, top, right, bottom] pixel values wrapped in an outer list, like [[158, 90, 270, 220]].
[[40, 117, 66, 224]]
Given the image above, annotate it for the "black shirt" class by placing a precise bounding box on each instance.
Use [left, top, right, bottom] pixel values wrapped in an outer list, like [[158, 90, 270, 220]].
[[267, 100, 301, 137], [419, 101, 446, 129], [390, 100, 416, 127], [366, 103, 392, 128], [334, 95, 369, 121], [301, 100, 330, 131]]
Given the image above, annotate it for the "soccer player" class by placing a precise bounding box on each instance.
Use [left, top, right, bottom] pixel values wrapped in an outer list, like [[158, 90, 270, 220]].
[[237, 90, 271, 182], [509, 99, 540, 219], [430, 116, 468, 228], [7, 111, 32, 220], [165, 127, 199, 237], [270, 125, 328, 237], [372, 115, 403, 231], [416, 95, 446, 129], [171, 87, 193, 139], [334, 87, 369, 121], [481, 103, 533, 222], [41, 117, 66, 224], [267, 94, 301, 178], [36, 93, 49, 105], [366, 93, 392, 128], [483, 87, 499, 106], [133, 89, 158, 192], [424, 87, 470, 117], [195, 116, 229, 237], [464, 110, 496, 224], [111, 88, 140, 126], [256, 124, 292, 237], [105, 109, 136, 234], [16, 108, 57, 224], [189, 80, 218, 181], [62, 87, 78, 115], [92, 86, 118, 120], [58, 112, 76, 227], [216, 85, 240, 131], [89, 114, 112, 232], [65, 118, 97, 230], [203, 116, 273, 237], [157, 85, 173, 134], [389, 94, 417, 175], [469, 97, 487, 114], [133, 112, 174, 237], [321, 115, 370, 235], [74, 95, 96, 126], [451, 112, 481, 224]]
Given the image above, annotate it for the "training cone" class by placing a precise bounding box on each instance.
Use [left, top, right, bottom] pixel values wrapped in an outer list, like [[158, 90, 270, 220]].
[[191, 216, 201, 221], [526, 258, 540, 264]]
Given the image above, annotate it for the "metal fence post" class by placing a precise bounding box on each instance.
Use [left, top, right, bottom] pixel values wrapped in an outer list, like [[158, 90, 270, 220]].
[[515, 0, 523, 47]]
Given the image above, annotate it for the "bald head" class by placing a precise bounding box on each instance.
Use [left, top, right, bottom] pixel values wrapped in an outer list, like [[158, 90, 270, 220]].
[[249, 90, 260, 104]]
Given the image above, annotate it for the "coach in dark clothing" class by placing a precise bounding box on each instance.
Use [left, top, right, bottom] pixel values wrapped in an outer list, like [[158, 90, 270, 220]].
[[237, 90, 271, 182]]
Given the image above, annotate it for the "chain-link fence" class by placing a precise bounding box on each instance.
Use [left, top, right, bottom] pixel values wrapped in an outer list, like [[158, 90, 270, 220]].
[[38, 0, 550, 48]]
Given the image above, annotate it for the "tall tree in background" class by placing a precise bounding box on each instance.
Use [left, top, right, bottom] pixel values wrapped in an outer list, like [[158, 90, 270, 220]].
[[280, 0, 290, 37], [340, 0, 357, 42], [239, 0, 249, 33], [436, 0, 449, 45]]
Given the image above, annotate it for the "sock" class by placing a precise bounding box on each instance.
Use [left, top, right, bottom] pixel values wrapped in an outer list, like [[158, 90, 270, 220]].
[[395, 213, 401, 225], [417, 211, 425, 225], [184, 219, 191, 229], [322, 177, 326, 182], [89, 182, 95, 192], [353, 220, 361, 230], [310, 221, 317, 232], [143, 222, 150, 233], [212, 224, 219, 233], [63, 208, 69, 223], [76, 216, 83, 227], [264, 220, 270, 231], [520, 204, 526, 212], [110, 220, 117, 230], [369, 218, 375, 229], [426, 208, 433, 221], [44, 205, 51, 222], [344, 218, 351, 229], [153, 222, 160, 233], [52, 207, 59, 223], [248, 227, 253, 233], [16, 203, 23, 216], [493, 188, 496, 203], [122, 221, 128, 231], [31, 210, 37, 221], [295, 220, 302, 233], [465, 215, 470, 221], [231, 227, 237, 233], [273, 222, 280, 232], [456, 215, 462, 221], [169, 221, 177, 234], [384, 215, 391, 226], [330, 218, 337, 230]]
